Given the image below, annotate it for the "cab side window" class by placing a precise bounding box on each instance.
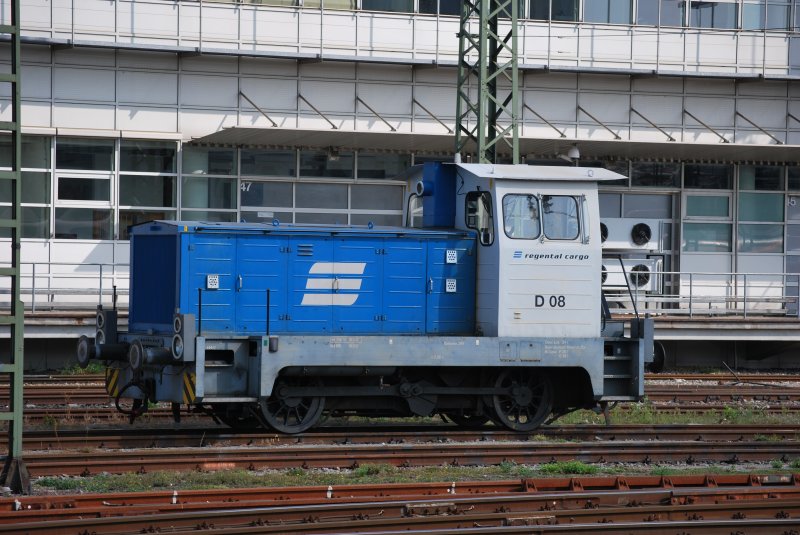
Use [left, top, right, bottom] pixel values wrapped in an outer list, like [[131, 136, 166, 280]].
[[542, 195, 579, 240], [503, 194, 541, 239], [465, 191, 494, 245]]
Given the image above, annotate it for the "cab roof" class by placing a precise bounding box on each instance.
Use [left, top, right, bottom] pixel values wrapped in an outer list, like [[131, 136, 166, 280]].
[[455, 163, 625, 182]]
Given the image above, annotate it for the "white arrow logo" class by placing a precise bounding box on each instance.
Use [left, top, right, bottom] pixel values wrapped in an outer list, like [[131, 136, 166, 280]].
[[301, 262, 366, 306]]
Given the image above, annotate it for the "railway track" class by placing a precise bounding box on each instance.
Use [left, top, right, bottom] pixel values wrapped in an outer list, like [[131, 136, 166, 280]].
[[7, 424, 800, 451], [3, 474, 799, 533]]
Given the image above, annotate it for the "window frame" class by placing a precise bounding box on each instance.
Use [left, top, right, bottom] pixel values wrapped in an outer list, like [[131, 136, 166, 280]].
[[541, 194, 581, 241], [465, 190, 495, 246], [502, 193, 542, 240]]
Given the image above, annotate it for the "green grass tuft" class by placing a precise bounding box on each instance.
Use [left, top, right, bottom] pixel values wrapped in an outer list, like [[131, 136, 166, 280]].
[[538, 461, 598, 475]]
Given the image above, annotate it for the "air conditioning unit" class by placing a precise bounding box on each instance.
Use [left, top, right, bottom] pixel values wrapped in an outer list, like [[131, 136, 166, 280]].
[[602, 258, 662, 293], [600, 218, 663, 252]]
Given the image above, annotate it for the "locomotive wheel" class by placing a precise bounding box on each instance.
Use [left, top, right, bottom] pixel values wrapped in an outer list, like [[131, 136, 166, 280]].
[[259, 378, 325, 434], [443, 411, 490, 428], [491, 369, 553, 432]]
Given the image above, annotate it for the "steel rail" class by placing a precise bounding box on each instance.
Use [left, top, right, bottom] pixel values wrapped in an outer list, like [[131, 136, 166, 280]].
[[3, 485, 799, 533], [19, 440, 800, 477], [7, 424, 800, 452]]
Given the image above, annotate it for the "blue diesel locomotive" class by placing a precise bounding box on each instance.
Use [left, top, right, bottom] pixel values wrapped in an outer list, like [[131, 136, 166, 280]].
[[77, 162, 653, 433]]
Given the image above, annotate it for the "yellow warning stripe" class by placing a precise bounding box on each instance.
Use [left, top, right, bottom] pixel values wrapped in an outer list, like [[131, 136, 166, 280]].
[[105, 368, 119, 398], [182, 372, 196, 404]]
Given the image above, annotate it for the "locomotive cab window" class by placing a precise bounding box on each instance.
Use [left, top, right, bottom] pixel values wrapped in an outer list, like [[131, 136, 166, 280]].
[[542, 195, 580, 240], [503, 194, 541, 239], [465, 191, 494, 245]]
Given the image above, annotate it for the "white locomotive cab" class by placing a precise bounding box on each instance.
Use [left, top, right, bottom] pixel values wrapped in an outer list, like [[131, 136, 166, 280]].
[[452, 164, 625, 339]]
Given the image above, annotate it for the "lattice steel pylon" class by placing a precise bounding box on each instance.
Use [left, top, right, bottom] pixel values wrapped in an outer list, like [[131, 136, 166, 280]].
[[0, 0, 28, 494], [455, 0, 519, 164]]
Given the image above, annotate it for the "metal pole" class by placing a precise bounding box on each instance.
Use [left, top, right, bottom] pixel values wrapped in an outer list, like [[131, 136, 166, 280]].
[[197, 288, 203, 336], [743, 273, 748, 318], [31, 263, 35, 313], [689, 273, 693, 318]]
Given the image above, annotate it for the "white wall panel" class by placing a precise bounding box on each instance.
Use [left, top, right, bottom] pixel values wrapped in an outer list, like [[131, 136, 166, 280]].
[[118, 71, 178, 105], [322, 11, 357, 50], [240, 57, 296, 77], [20, 242, 50, 264], [764, 36, 790, 69], [70, 0, 117, 36], [179, 109, 238, 139], [578, 93, 629, 123], [53, 48, 115, 67], [580, 75, 629, 92], [690, 33, 737, 67], [354, 117, 401, 132], [735, 131, 782, 145], [630, 32, 659, 66], [684, 96, 734, 126], [201, 4, 240, 42], [53, 67, 115, 102], [54, 103, 116, 130], [525, 73, 577, 90], [581, 27, 632, 63], [298, 12, 322, 49], [238, 111, 297, 129], [22, 101, 52, 127], [357, 14, 414, 53], [178, 3, 201, 40], [22, 65, 52, 100], [685, 78, 734, 95], [632, 77, 683, 94], [297, 115, 353, 130], [413, 85, 456, 119], [577, 124, 624, 140], [629, 126, 681, 142], [737, 34, 764, 71], [682, 128, 733, 143], [117, 0, 179, 38], [545, 26, 580, 62], [300, 61, 355, 79], [240, 77, 298, 111], [118, 51, 178, 70], [738, 81, 786, 98], [240, 8, 297, 50], [358, 83, 412, 115], [117, 106, 178, 133], [22, 0, 52, 29], [181, 55, 238, 74], [358, 64, 412, 82], [180, 74, 238, 108], [631, 95, 682, 125], [51, 241, 115, 265], [414, 68, 455, 84], [413, 17, 439, 55], [300, 80, 355, 113], [523, 90, 576, 122], [736, 98, 787, 129], [657, 32, 688, 65]]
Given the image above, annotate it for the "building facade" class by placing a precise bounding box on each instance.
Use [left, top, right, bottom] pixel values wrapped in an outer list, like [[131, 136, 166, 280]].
[[4, 0, 800, 366]]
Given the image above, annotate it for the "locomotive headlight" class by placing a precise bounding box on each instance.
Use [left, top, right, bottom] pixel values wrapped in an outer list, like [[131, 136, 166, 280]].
[[171, 334, 184, 360], [95, 329, 105, 345], [173, 315, 183, 334]]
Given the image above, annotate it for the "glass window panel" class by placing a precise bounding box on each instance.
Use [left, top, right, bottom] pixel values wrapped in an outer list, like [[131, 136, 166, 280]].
[[22, 172, 50, 204], [542, 195, 579, 240], [787, 224, 800, 252], [299, 150, 354, 179], [54, 208, 112, 240], [789, 167, 800, 190], [181, 176, 236, 209], [357, 153, 411, 179], [738, 192, 784, 222], [686, 195, 729, 217], [742, 2, 765, 28], [585, 0, 631, 22], [552, 0, 579, 19], [684, 164, 733, 189], [58, 177, 110, 202], [351, 184, 403, 210], [503, 194, 541, 239], [351, 213, 403, 226], [119, 209, 177, 240], [120, 175, 176, 207], [589, 160, 628, 186], [767, 2, 789, 29], [179, 210, 236, 223], [182, 146, 236, 176], [739, 165, 783, 190], [690, 0, 737, 28], [738, 223, 783, 253], [465, 191, 494, 245], [303, 0, 355, 8], [661, 0, 685, 25], [623, 193, 672, 218], [296, 212, 348, 224], [631, 162, 681, 187], [682, 222, 732, 252], [240, 210, 294, 225], [241, 149, 296, 177], [637, 0, 659, 23], [788, 195, 800, 220], [530, 0, 549, 18], [438, 0, 461, 14], [295, 183, 348, 209], [120, 140, 176, 173], [56, 138, 115, 171], [599, 193, 622, 218], [362, 0, 413, 11], [22, 206, 49, 239], [0, 136, 51, 169], [241, 181, 293, 208]]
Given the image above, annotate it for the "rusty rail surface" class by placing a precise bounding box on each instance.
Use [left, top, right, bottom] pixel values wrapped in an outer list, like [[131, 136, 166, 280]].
[[2, 475, 798, 533]]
